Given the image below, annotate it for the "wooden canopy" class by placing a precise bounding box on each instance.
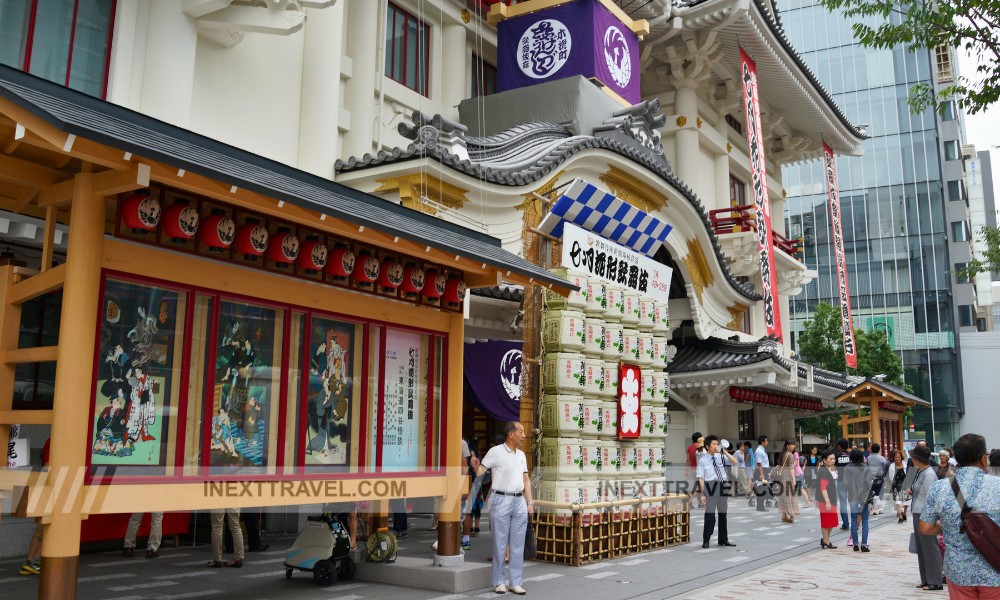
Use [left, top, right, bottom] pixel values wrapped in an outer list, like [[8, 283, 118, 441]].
[[834, 378, 929, 451]]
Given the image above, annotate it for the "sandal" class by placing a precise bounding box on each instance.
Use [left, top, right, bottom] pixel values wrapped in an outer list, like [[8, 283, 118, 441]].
[[224, 559, 243, 568], [206, 560, 223, 568]]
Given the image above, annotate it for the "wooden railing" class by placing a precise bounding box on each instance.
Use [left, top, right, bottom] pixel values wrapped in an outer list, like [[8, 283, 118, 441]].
[[709, 205, 803, 257]]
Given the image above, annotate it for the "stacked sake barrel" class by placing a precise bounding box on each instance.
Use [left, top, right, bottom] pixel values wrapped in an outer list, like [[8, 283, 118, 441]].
[[538, 268, 670, 519]]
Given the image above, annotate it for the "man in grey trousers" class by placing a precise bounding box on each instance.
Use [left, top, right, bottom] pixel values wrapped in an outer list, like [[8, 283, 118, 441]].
[[477, 422, 533, 595], [908, 444, 942, 590]]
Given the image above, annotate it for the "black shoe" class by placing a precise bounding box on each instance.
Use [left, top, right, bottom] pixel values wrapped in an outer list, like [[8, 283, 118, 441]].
[[702, 542, 710, 548], [145, 549, 159, 559], [898, 517, 905, 523], [923, 585, 943, 591], [718, 542, 736, 547], [860, 545, 870, 553], [123, 547, 134, 557], [854, 544, 860, 552], [841, 526, 850, 531], [249, 545, 270, 552], [756, 508, 769, 512]]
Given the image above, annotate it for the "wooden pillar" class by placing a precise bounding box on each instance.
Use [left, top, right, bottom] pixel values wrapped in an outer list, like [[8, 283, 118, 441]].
[[870, 399, 881, 446], [840, 414, 848, 440], [436, 311, 465, 558], [0, 265, 22, 498], [39, 174, 103, 600]]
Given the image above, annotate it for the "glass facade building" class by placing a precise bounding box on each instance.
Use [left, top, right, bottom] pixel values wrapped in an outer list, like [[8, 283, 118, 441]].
[[781, 0, 968, 446]]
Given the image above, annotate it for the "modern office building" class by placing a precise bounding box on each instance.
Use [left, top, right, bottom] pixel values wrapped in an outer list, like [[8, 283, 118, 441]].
[[780, 0, 971, 446]]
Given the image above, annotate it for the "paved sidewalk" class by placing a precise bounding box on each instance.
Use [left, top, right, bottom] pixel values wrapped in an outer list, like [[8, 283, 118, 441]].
[[682, 514, 934, 600]]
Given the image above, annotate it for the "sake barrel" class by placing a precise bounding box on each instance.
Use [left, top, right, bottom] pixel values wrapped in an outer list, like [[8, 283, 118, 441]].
[[583, 318, 606, 357], [604, 287, 625, 322], [620, 442, 638, 476], [599, 400, 619, 438], [545, 269, 588, 310], [603, 322, 624, 360], [580, 438, 601, 476], [622, 291, 640, 326], [602, 362, 620, 399], [536, 480, 584, 516], [651, 336, 669, 369], [582, 358, 605, 396], [650, 372, 670, 405], [584, 279, 608, 316], [581, 397, 602, 437], [538, 437, 584, 479], [542, 309, 586, 352], [634, 443, 652, 475], [622, 329, 640, 363], [598, 442, 622, 477], [539, 394, 585, 437], [636, 332, 654, 367], [653, 406, 669, 437], [652, 300, 670, 333], [641, 369, 655, 404], [640, 406, 658, 439], [637, 297, 656, 331], [649, 443, 666, 474], [542, 353, 585, 393]]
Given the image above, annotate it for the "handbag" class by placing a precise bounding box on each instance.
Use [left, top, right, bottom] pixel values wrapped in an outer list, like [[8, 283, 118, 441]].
[[951, 476, 1000, 571], [909, 532, 918, 554], [523, 522, 537, 560]]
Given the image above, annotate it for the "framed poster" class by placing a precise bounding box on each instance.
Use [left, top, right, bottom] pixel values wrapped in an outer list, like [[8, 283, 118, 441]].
[[382, 329, 424, 471], [208, 300, 281, 470], [90, 278, 185, 469], [304, 316, 358, 467]]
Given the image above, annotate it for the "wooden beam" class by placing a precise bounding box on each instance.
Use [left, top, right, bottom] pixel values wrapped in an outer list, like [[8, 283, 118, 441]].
[[1, 123, 24, 154], [0, 409, 53, 425], [93, 163, 151, 197], [8, 264, 65, 305], [12, 188, 38, 213], [2, 346, 59, 364], [0, 154, 66, 189], [41, 205, 56, 271], [37, 179, 74, 207]]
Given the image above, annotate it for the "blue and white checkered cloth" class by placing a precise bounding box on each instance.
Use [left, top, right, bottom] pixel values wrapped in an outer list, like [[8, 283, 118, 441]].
[[538, 179, 672, 257]]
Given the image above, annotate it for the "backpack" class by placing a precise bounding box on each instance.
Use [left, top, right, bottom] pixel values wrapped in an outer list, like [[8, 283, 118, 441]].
[[951, 476, 1000, 572]]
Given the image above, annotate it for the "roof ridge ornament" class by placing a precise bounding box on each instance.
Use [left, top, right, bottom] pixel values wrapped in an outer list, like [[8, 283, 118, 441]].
[[398, 111, 470, 161], [593, 98, 667, 156]]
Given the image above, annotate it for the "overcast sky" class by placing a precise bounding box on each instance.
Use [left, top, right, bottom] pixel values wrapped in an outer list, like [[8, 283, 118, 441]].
[[957, 50, 999, 197]]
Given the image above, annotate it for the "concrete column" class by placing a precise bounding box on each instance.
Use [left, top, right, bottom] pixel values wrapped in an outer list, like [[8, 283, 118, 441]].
[[297, 3, 346, 177], [435, 311, 466, 564], [715, 119, 730, 211], [440, 22, 467, 120], [139, 0, 198, 128], [673, 84, 699, 189], [39, 174, 103, 600], [342, 0, 380, 159]]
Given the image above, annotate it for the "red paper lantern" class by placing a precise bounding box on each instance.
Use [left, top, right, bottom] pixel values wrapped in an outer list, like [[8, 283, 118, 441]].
[[377, 259, 404, 289], [235, 224, 268, 256], [326, 247, 355, 277], [298, 240, 327, 270], [401, 265, 425, 294], [267, 231, 299, 264], [162, 204, 199, 239], [200, 214, 236, 249], [353, 253, 380, 283], [421, 270, 447, 299], [443, 276, 466, 304], [122, 193, 161, 231]]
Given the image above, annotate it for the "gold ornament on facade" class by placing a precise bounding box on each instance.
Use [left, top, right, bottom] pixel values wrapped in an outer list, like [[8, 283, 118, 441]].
[[516, 171, 564, 216], [461, 9, 472, 23], [680, 238, 714, 303], [727, 304, 748, 330], [599, 166, 666, 213], [676, 115, 687, 127], [375, 173, 469, 214], [727, 143, 732, 153], [696, 117, 702, 128]]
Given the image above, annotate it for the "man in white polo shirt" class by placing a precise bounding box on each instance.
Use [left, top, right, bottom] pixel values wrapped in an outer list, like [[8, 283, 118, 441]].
[[477, 422, 533, 596]]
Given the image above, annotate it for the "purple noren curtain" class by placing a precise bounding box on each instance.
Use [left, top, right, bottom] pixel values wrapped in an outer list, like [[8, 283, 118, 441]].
[[463, 341, 523, 422]]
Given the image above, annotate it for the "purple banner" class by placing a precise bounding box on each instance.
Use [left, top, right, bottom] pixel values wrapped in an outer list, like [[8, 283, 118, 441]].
[[497, 0, 639, 104], [463, 341, 523, 422]]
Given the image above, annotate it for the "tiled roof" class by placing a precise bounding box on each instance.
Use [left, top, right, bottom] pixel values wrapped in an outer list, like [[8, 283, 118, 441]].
[[0, 65, 570, 293], [337, 115, 762, 302], [471, 285, 523, 302], [668, 336, 854, 390]]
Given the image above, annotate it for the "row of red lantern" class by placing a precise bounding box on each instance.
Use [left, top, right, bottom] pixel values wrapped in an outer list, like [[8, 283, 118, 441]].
[[728, 386, 823, 412], [879, 401, 906, 413], [121, 194, 467, 303]]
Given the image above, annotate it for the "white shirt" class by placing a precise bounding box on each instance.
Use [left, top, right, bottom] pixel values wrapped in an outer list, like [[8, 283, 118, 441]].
[[755, 446, 770, 469], [696, 452, 728, 482], [461, 438, 470, 460], [481, 443, 528, 494]]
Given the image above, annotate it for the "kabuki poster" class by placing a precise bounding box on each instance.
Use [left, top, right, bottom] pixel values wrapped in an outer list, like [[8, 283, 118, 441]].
[[91, 278, 183, 468]]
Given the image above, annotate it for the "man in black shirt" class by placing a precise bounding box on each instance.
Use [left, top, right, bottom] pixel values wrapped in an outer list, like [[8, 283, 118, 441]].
[[835, 439, 851, 530]]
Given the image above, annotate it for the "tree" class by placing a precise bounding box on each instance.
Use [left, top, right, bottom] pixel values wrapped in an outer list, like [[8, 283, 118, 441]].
[[958, 225, 1000, 280], [794, 302, 908, 441], [819, 0, 1000, 116]]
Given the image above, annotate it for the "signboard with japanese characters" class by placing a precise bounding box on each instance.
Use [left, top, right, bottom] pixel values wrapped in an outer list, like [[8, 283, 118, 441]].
[[823, 142, 858, 368], [561, 222, 671, 303], [617, 363, 641, 440], [497, 0, 640, 104], [8, 425, 27, 468], [382, 329, 422, 471]]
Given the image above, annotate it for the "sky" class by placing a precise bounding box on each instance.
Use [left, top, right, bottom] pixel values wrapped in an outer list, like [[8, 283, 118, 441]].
[[957, 50, 1000, 197]]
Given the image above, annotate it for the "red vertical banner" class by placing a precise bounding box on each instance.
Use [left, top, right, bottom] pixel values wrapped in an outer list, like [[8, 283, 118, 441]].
[[823, 142, 858, 368], [617, 363, 641, 440], [739, 48, 783, 341]]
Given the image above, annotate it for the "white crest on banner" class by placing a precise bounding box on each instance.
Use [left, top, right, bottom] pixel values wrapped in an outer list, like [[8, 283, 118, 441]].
[[603, 25, 631, 87], [500, 349, 523, 405], [518, 19, 572, 79]]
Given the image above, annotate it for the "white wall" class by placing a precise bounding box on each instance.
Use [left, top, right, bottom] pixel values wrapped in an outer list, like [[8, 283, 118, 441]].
[[959, 331, 1000, 447]]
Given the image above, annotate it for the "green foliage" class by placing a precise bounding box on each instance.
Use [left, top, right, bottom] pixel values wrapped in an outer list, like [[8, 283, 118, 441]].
[[819, 0, 1000, 116], [796, 303, 846, 373], [958, 225, 1000, 280]]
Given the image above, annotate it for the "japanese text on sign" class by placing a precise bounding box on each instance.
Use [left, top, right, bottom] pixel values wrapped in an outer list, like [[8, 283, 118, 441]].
[[561, 223, 671, 303]]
